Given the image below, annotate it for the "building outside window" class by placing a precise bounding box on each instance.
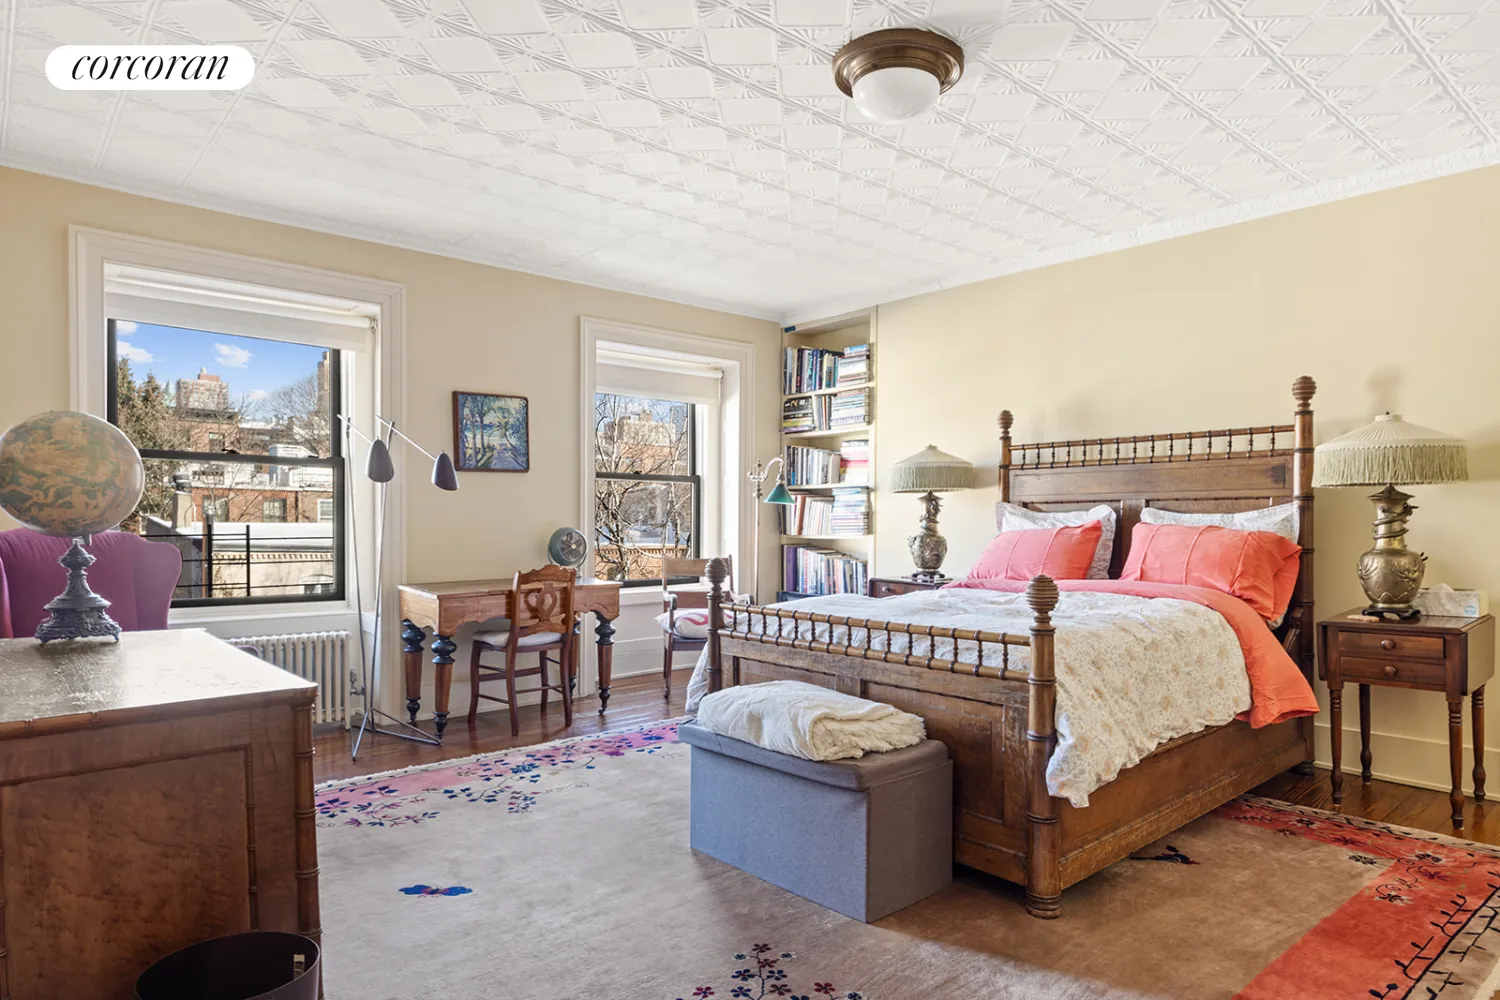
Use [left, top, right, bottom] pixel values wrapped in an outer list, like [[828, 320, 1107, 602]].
[[593, 392, 698, 584], [108, 319, 344, 606]]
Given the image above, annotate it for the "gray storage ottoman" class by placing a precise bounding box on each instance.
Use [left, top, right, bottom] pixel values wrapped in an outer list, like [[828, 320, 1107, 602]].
[[679, 721, 953, 922]]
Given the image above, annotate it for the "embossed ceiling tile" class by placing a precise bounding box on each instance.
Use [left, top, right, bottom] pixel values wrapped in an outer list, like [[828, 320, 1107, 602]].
[[454, 0, 548, 35], [1016, 118, 1085, 145], [703, 27, 778, 65], [162, 0, 269, 40], [281, 38, 378, 75], [1221, 87, 1305, 116], [1180, 56, 1272, 89], [1093, 88, 1173, 118], [308, 0, 407, 38], [1319, 52, 1415, 85], [419, 35, 505, 73], [1380, 109, 1466, 134], [1135, 18, 1229, 57], [20, 4, 136, 44], [1282, 15, 1389, 56], [990, 22, 1077, 62], [1436, 12, 1500, 49], [1045, 58, 1127, 91]]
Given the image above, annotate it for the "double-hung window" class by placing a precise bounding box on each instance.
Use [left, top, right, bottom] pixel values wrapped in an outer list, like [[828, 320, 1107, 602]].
[[592, 392, 700, 584], [106, 318, 345, 606]]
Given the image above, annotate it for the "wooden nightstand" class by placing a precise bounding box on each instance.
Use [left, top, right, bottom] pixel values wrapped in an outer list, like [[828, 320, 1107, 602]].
[[1318, 610, 1496, 829], [868, 576, 950, 598]]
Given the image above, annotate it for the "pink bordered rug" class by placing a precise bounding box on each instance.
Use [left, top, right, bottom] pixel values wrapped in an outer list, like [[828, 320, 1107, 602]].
[[316, 722, 1500, 1000]]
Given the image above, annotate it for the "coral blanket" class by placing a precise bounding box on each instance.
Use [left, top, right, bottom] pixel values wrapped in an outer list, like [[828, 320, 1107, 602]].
[[943, 578, 1319, 728]]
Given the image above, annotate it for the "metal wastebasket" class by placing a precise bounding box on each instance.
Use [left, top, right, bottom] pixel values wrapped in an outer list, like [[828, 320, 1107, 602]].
[[135, 932, 320, 1000]]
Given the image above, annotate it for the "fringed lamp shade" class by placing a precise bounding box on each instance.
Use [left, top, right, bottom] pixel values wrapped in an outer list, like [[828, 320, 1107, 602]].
[[891, 445, 973, 493], [1312, 413, 1468, 488]]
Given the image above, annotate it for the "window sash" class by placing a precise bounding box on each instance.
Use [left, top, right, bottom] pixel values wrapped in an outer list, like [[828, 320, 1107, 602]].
[[106, 319, 347, 608]]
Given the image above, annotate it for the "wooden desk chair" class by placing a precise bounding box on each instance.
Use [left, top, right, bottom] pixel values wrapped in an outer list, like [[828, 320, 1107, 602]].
[[659, 555, 733, 700], [468, 566, 577, 736]]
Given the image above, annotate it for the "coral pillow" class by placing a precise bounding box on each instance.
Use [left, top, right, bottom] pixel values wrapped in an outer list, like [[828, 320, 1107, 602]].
[[967, 522, 1102, 582], [1120, 523, 1301, 622]]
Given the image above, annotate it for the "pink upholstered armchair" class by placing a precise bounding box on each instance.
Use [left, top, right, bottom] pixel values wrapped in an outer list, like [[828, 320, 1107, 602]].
[[0, 529, 182, 638]]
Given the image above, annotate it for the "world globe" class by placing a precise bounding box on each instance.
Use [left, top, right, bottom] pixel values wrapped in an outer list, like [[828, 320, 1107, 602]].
[[0, 411, 145, 538]]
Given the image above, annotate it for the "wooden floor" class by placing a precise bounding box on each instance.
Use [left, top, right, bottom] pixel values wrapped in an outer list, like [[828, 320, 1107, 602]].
[[315, 668, 1500, 848]]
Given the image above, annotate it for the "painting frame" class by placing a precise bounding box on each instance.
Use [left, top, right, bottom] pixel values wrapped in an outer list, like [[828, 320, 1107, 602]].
[[451, 391, 530, 473]]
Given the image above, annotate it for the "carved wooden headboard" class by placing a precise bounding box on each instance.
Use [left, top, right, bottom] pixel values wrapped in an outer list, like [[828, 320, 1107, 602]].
[[997, 376, 1317, 678]]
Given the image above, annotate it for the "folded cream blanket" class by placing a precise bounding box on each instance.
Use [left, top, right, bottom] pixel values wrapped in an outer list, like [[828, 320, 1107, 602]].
[[694, 680, 926, 762]]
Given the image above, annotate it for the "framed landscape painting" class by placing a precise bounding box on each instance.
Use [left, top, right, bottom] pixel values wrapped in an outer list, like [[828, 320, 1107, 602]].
[[452, 391, 529, 473]]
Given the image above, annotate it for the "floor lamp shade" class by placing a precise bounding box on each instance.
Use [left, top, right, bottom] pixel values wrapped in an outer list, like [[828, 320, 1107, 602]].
[[1313, 413, 1468, 618], [891, 445, 972, 580]]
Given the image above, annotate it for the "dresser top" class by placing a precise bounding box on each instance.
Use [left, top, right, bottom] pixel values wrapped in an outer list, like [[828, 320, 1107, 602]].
[[0, 629, 316, 736]]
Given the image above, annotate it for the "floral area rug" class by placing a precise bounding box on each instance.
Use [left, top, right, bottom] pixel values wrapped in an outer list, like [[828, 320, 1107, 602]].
[[317, 722, 1500, 999]]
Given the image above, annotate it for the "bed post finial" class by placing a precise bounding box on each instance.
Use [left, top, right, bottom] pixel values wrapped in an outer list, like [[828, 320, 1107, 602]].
[[1292, 375, 1316, 410], [999, 410, 1014, 502], [1024, 574, 1061, 919], [706, 557, 728, 694]]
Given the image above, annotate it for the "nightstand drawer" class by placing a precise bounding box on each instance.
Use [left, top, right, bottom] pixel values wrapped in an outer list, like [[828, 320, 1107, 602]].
[[1337, 631, 1446, 661], [870, 579, 912, 598], [1338, 655, 1447, 689]]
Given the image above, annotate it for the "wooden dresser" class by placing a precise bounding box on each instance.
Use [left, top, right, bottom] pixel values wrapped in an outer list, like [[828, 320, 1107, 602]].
[[0, 629, 320, 999]]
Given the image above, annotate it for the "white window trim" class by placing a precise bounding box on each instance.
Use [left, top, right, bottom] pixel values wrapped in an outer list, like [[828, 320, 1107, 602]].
[[71, 227, 409, 717], [579, 317, 754, 696]]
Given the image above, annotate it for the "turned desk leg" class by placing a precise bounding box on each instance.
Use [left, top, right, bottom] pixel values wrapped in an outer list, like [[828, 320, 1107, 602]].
[[1329, 683, 1344, 806], [1475, 686, 1487, 803], [1449, 697, 1465, 829], [595, 612, 616, 713], [401, 620, 426, 725], [1358, 683, 1372, 782], [431, 633, 457, 740]]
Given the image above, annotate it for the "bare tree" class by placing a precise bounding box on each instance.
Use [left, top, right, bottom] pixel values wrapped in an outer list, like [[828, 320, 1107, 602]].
[[593, 394, 693, 582]]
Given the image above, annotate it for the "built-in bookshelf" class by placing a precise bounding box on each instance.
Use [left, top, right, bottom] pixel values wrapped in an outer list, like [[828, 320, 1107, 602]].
[[777, 311, 876, 600]]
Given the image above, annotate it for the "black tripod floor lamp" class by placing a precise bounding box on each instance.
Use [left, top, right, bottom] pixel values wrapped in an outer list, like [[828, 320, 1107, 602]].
[[341, 414, 459, 760]]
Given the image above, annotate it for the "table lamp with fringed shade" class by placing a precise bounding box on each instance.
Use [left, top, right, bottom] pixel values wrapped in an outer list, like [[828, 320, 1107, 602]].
[[892, 445, 972, 582], [1313, 412, 1468, 619]]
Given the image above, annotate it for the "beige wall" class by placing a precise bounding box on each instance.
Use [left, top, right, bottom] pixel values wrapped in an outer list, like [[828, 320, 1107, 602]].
[[875, 164, 1500, 794], [0, 165, 779, 698]]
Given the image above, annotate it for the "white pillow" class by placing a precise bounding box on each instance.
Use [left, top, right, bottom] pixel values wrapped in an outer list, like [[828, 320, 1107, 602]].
[[1141, 501, 1300, 544], [655, 609, 710, 639], [995, 501, 1116, 580]]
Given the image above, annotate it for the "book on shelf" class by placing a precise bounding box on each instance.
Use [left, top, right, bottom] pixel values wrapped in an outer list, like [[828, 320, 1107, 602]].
[[782, 388, 870, 433], [839, 438, 870, 486], [784, 445, 843, 486], [781, 489, 869, 537], [783, 347, 842, 395], [783, 546, 868, 597], [834, 343, 872, 387]]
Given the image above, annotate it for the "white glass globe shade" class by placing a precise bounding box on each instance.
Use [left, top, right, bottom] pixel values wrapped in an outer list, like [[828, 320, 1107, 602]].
[[852, 66, 941, 122]]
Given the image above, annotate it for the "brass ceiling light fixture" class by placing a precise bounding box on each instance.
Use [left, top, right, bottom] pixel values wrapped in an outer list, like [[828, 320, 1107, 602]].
[[832, 28, 965, 123]]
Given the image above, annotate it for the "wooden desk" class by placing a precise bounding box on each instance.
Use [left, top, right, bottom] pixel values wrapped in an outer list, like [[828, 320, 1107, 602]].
[[397, 577, 622, 738], [0, 629, 320, 999]]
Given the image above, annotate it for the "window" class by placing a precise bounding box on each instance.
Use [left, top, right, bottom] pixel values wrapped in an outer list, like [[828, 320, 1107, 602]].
[[108, 319, 344, 606], [593, 392, 699, 584]]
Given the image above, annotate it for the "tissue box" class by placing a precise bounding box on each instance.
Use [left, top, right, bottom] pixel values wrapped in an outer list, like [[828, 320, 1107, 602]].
[[1413, 586, 1489, 619]]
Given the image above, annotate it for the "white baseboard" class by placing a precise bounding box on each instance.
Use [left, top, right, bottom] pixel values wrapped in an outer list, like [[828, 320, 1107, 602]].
[[1312, 721, 1493, 796]]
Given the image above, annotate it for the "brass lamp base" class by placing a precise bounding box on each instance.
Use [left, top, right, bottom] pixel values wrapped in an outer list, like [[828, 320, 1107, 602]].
[[908, 491, 948, 579], [1356, 484, 1427, 620]]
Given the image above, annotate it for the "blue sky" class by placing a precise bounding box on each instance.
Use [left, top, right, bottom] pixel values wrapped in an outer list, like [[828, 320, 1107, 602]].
[[113, 321, 325, 405]]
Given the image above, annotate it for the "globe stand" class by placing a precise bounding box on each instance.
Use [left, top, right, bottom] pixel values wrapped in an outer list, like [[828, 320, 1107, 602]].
[[36, 536, 121, 643]]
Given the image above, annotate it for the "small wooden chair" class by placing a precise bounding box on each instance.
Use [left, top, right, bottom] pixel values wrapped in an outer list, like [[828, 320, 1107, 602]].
[[659, 555, 733, 700], [467, 565, 577, 736]]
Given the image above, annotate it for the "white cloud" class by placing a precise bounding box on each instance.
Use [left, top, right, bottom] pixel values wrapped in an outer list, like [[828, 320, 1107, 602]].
[[117, 340, 153, 363], [245, 389, 269, 402], [215, 343, 252, 368], [115, 320, 138, 334]]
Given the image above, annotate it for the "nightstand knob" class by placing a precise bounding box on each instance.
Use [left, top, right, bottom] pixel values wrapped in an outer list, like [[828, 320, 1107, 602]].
[[1384, 664, 1398, 677], [1380, 639, 1396, 651]]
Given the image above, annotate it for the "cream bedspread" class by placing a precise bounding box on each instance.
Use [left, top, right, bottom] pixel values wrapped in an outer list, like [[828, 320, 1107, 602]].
[[686, 587, 1252, 807]]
